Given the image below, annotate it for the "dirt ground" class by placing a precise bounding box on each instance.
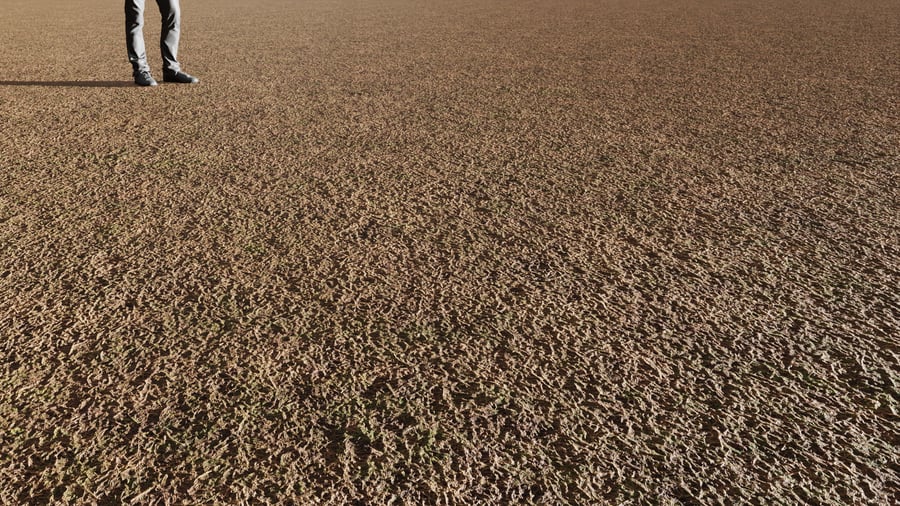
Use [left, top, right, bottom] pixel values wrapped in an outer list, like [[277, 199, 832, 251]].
[[1, 0, 897, 503]]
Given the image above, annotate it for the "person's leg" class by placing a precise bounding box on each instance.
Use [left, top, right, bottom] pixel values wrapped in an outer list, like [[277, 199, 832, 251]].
[[157, 0, 198, 83], [156, 0, 181, 73], [125, 0, 149, 73]]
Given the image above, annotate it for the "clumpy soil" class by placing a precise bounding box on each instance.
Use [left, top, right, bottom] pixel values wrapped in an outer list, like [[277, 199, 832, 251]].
[[0, 0, 897, 503]]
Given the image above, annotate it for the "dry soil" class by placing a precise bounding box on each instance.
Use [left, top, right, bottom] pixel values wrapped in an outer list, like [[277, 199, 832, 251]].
[[1, 0, 898, 504]]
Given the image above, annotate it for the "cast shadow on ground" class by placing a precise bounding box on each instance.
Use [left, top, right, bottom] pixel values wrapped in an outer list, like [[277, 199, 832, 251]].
[[0, 80, 133, 88]]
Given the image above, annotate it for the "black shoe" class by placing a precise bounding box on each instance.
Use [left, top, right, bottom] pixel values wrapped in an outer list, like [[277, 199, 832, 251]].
[[134, 70, 158, 87], [163, 71, 199, 84]]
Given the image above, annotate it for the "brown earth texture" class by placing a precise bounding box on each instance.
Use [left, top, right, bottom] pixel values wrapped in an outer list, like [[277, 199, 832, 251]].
[[1, 0, 898, 504]]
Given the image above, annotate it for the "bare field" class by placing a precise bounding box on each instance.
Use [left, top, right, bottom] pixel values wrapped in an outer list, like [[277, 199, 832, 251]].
[[1, 0, 898, 503]]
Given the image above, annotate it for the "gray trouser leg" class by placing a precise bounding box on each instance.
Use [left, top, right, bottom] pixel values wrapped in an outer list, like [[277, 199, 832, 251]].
[[125, 0, 181, 74], [157, 0, 182, 73], [125, 0, 148, 73]]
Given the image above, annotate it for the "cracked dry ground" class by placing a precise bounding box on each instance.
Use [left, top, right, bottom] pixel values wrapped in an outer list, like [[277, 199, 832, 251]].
[[1, 0, 898, 504]]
